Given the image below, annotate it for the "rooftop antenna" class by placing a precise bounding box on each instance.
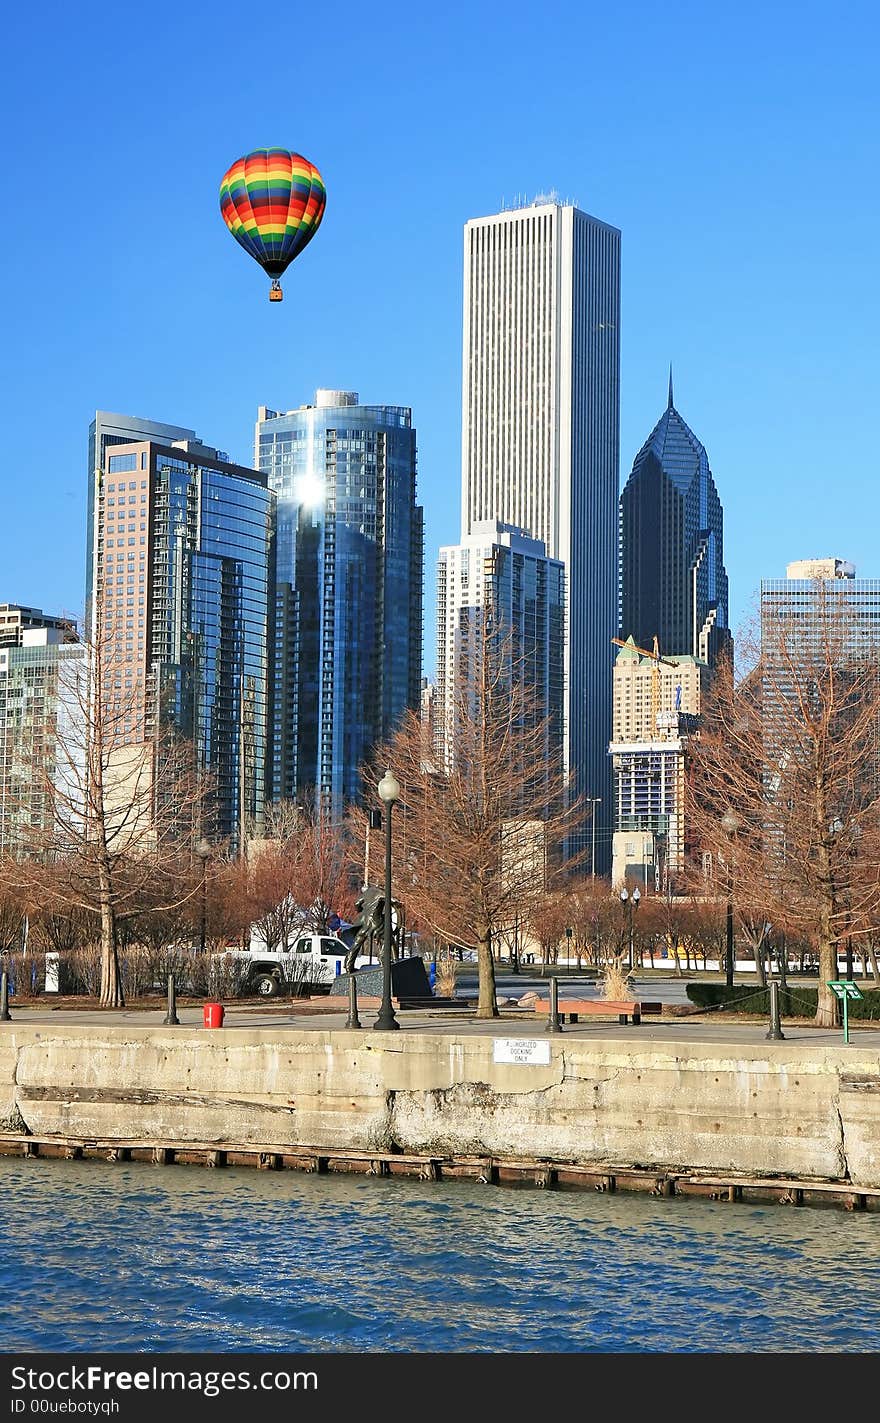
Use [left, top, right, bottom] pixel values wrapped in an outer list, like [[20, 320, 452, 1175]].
[[668, 363, 674, 410]]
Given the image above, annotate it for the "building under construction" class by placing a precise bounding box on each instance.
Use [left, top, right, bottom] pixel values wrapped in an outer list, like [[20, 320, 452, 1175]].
[[609, 636, 708, 889]]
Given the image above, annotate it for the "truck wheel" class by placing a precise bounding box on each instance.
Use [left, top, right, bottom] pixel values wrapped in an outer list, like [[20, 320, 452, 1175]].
[[253, 973, 281, 999]]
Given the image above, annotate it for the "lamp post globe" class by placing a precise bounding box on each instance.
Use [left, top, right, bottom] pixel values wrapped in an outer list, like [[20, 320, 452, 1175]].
[[375, 770, 401, 1032], [378, 771, 401, 806], [619, 887, 636, 970]]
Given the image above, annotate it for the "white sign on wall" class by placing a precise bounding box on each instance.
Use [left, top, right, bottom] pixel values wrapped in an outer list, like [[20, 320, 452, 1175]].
[[493, 1038, 552, 1066]]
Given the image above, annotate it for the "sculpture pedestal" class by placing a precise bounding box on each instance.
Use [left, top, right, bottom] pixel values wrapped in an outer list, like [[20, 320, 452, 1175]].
[[334, 955, 432, 1004]]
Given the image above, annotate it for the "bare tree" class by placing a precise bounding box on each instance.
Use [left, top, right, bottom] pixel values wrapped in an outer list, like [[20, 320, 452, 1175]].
[[295, 799, 359, 933], [8, 616, 209, 1007], [527, 892, 570, 971], [371, 627, 583, 1018], [688, 592, 880, 1026], [0, 871, 26, 953]]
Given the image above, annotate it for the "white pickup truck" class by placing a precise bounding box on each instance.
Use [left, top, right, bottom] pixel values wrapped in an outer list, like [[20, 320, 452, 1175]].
[[216, 933, 376, 998]]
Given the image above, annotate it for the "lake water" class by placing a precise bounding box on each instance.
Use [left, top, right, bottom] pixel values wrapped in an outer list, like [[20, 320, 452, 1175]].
[[3, 1156, 878, 1353]]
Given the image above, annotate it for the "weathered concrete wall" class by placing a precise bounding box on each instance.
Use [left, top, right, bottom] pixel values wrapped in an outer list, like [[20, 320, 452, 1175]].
[[2, 1023, 879, 1186]]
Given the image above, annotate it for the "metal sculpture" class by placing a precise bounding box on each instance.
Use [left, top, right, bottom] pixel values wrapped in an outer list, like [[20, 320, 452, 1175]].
[[344, 885, 403, 972]]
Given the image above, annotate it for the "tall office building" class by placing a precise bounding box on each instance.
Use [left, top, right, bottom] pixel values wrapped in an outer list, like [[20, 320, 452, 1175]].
[[460, 199, 621, 866], [255, 390, 423, 819], [435, 521, 565, 775], [0, 613, 85, 855], [760, 559, 874, 654], [760, 556, 880, 720], [86, 413, 227, 635], [89, 433, 272, 850], [619, 375, 730, 667], [759, 559, 880, 868]]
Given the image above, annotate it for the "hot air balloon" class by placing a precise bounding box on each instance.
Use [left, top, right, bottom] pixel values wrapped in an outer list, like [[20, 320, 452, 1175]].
[[219, 148, 326, 302]]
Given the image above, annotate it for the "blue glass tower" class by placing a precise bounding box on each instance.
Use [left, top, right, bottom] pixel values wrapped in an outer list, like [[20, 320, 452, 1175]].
[[256, 391, 423, 819], [619, 373, 730, 665]]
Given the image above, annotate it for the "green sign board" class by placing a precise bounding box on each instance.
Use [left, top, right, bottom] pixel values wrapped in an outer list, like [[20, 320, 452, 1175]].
[[827, 981, 863, 1043], [828, 981, 863, 1000]]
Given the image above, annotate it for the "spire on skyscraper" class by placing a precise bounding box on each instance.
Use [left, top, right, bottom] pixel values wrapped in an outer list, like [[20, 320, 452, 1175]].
[[619, 389, 730, 668]]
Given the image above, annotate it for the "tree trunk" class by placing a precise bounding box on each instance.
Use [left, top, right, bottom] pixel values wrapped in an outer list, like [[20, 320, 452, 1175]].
[[868, 940, 880, 986], [98, 859, 123, 1008], [475, 919, 498, 1018], [752, 938, 767, 988], [813, 762, 839, 1028]]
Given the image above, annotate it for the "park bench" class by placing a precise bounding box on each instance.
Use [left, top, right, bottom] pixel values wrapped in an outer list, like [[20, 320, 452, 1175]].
[[532, 997, 663, 1026]]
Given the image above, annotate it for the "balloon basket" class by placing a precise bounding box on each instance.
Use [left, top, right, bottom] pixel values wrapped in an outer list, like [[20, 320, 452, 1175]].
[[269, 282, 283, 303]]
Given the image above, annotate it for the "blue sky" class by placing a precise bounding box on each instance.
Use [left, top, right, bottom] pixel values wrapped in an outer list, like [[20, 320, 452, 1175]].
[[1, 1, 877, 675]]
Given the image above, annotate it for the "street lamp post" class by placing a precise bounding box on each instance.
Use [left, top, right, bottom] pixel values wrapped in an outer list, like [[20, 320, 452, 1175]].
[[720, 809, 741, 989], [589, 798, 601, 879], [195, 838, 212, 954], [619, 886, 641, 970], [375, 770, 401, 1032]]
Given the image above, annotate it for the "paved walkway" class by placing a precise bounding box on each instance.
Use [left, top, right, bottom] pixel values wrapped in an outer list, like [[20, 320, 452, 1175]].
[[4, 998, 877, 1049]]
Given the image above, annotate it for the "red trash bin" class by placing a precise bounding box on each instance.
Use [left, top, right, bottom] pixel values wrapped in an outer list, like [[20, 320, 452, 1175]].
[[203, 1002, 225, 1028]]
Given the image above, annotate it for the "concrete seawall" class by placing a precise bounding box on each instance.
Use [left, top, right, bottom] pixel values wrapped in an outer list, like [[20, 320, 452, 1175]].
[[2, 1022, 880, 1189]]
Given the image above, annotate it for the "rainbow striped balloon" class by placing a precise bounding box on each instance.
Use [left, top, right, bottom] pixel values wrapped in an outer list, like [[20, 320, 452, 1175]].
[[219, 148, 326, 299]]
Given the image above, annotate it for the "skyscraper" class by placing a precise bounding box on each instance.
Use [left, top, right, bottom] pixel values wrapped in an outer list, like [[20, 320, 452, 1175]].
[[0, 612, 84, 855], [255, 390, 423, 819], [89, 433, 272, 850], [460, 199, 621, 865], [86, 413, 225, 636], [760, 558, 880, 725], [435, 521, 565, 775], [619, 375, 730, 667]]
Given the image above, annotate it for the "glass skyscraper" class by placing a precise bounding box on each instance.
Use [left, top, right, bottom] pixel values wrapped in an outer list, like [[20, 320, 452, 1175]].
[[86, 413, 225, 638], [619, 375, 730, 666], [760, 558, 880, 748], [89, 433, 272, 851], [255, 390, 423, 819]]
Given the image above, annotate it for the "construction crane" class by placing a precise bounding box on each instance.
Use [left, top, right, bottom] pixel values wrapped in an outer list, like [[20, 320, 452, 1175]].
[[611, 635, 680, 733]]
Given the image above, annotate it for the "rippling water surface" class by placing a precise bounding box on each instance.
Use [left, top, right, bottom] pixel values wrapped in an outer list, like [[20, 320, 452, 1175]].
[[3, 1157, 879, 1353]]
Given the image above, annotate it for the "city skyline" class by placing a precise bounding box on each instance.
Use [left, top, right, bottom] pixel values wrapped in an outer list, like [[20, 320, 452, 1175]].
[[3, 4, 877, 671]]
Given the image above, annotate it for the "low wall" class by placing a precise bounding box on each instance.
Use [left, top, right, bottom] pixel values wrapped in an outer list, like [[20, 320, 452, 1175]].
[[2, 1023, 880, 1187]]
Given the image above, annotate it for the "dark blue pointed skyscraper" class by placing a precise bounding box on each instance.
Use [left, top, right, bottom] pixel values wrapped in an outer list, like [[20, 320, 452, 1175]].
[[619, 375, 731, 665]]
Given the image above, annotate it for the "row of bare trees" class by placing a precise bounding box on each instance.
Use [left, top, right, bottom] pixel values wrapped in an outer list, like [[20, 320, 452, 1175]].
[[14, 580, 880, 1026], [0, 804, 362, 999]]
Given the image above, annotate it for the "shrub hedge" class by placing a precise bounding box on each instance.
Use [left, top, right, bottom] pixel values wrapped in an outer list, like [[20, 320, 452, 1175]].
[[685, 982, 880, 1019]]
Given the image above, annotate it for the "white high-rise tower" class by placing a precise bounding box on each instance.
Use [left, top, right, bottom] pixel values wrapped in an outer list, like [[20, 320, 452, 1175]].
[[460, 200, 621, 867]]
